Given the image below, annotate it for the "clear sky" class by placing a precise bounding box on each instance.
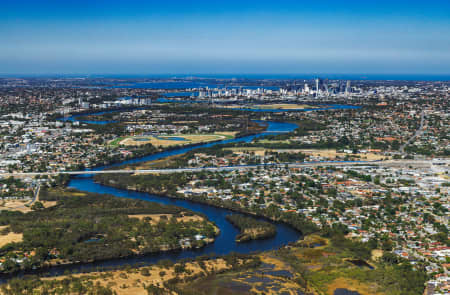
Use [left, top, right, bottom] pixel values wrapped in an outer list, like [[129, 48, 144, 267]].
[[1, 0, 450, 75]]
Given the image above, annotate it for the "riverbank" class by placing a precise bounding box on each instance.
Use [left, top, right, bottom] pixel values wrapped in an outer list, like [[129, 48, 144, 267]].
[[93, 172, 318, 236], [0, 187, 219, 276], [2, 233, 424, 295], [225, 214, 277, 243], [1, 254, 261, 295]]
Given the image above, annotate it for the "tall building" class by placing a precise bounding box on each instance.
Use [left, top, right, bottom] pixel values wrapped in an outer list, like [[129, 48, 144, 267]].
[[345, 80, 351, 96], [323, 78, 329, 96], [315, 78, 320, 97]]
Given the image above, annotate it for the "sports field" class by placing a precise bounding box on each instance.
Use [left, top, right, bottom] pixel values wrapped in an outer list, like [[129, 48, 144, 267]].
[[115, 132, 236, 147]]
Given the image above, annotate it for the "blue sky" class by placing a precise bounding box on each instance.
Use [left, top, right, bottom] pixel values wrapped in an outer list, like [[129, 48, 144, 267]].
[[1, 0, 449, 75]]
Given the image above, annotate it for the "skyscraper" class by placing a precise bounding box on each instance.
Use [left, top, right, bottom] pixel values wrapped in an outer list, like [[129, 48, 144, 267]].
[[345, 80, 351, 96]]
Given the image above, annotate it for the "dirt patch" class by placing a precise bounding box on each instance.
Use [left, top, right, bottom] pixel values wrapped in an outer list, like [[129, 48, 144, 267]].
[[371, 250, 383, 261], [41, 201, 57, 208], [224, 147, 267, 156], [0, 200, 31, 213], [299, 149, 386, 161], [0, 226, 23, 247]]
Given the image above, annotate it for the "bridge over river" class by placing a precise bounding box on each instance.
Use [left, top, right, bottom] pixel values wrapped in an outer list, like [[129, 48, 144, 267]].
[[1, 160, 443, 177]]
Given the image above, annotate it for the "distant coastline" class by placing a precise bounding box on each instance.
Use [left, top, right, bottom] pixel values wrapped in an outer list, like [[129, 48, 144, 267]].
[[1, 73, 449, 81]]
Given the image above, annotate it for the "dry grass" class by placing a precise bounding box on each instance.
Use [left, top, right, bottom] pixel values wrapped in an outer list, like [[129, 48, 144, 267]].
[[0, 226, 23, 247], [0, 200, 31, 213], [42, 258, 233, 295], [371, 249, 383, 261], [128, 213, 204, 225], [298, 149, 386, 161], [225, 147, 267, 156]]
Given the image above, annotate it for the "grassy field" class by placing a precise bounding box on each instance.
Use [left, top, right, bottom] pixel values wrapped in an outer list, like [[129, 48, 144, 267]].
[[223, 104, 319, 110], [113, 132, 236, 147], [109, 136, 126, 147], [252, 104, 319, 110]]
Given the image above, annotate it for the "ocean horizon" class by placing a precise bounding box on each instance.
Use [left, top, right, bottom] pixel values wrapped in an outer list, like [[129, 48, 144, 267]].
[[1, 73, 450, 81]]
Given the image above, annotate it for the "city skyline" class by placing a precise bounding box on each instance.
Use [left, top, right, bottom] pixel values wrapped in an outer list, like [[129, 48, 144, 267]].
[[1, 0, 450, 74]]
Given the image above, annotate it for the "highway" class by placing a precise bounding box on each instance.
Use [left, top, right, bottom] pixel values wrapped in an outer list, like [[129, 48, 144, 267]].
[[1, 159, 445, 177]]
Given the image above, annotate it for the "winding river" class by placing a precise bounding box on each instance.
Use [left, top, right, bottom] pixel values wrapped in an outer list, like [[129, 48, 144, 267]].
[[20, 120, 297, 276], [33, 105, 359, 276]]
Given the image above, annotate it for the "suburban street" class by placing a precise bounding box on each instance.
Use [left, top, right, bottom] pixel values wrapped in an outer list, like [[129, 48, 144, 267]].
[[400, 110, 426, 153]]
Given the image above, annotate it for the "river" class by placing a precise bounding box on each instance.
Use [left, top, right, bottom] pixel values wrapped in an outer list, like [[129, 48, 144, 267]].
[[17, 120, 296, 276], [35, 105, 359, 276]]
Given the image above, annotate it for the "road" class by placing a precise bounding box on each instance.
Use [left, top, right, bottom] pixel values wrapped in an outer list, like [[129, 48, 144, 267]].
[[400, 110, 425, 153], [0, 184, 40, 211], [1, 159, 446, 177]]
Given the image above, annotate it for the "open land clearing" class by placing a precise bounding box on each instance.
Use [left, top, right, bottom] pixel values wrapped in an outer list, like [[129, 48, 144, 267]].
[[0, 226, 23, 247], [0, 200, 32, 213], [298, 149, 387, 161], [0, 187, 55, 213], [224, 147, 387, 161]]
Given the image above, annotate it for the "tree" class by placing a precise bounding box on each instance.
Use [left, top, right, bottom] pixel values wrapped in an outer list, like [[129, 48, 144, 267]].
[[31, 201, 44, 211]]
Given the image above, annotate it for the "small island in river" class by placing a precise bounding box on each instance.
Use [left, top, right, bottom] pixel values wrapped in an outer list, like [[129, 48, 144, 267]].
[[226, 214, 277, 242]]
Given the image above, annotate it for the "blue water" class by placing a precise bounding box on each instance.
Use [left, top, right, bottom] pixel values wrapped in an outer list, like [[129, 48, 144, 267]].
[[334, 289, 361, 295], [82, 120, 297, 172], [60, 101, 361, 126], [10, 73, 450, 81], [63, 177, 299, 275], [234, 104, 362, 113], [15, 119, 298, 276], [162, 91, 197, 97], [154, 136, 187, 141], [156, 97, 201, 103], [156, 99, 362, 114], [109, 81, 282, 90], [112, 81, 224, 89], [39, 104, 356, 276], [60, 110, 119, 125]]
